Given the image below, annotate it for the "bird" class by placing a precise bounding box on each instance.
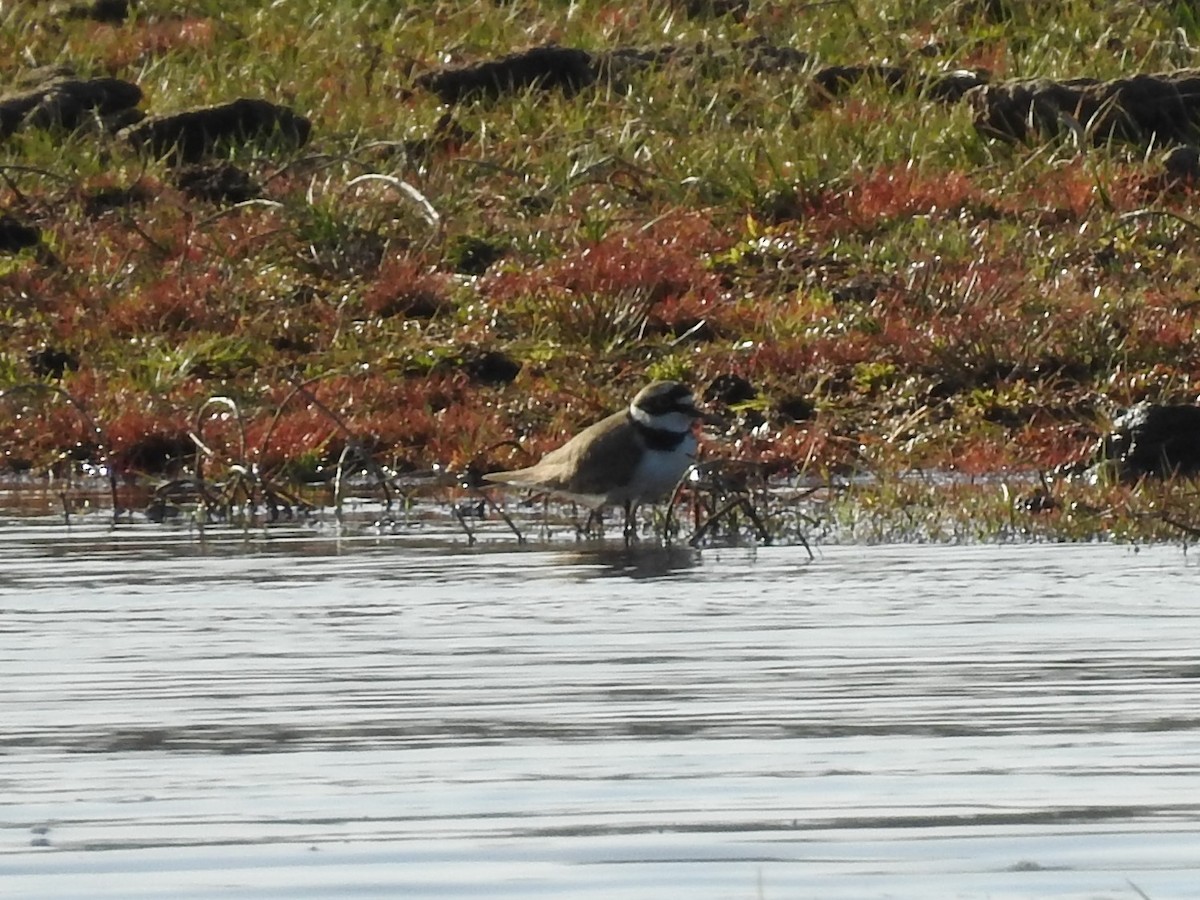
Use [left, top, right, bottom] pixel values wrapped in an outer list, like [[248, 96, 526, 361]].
[[483, 381, 719, 537]]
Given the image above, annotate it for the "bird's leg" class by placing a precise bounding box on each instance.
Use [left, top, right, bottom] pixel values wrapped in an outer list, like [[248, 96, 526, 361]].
[[623, 501, 639, 544], [579, 507, 602, 538]]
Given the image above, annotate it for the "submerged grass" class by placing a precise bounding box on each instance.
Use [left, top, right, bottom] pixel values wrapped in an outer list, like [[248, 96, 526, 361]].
[[5, 0, 1200, 540]]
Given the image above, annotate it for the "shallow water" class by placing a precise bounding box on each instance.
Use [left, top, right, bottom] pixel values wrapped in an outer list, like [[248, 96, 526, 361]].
[[2, 515, 1199, 899]]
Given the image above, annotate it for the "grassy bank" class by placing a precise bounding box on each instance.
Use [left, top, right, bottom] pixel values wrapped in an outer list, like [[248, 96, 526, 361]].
[[4, 1, 1200, 537]]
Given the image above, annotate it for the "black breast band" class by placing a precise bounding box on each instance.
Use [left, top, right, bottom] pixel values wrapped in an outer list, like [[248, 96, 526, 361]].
[[628, 412, 689, 451]]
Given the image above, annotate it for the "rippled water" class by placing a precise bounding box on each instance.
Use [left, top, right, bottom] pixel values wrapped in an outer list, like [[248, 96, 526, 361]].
[[2, 516, 1199, 899]]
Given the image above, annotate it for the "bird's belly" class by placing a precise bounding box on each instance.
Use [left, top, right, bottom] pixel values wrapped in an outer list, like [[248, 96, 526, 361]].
[[612, 439, 697, 504]]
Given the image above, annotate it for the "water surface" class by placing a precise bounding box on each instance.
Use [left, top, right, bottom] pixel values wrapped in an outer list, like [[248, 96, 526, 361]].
[[2, 518, 1198, 898]]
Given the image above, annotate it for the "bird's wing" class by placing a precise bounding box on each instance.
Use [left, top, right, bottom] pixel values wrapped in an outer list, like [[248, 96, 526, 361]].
[[542, 412, 642, 497]]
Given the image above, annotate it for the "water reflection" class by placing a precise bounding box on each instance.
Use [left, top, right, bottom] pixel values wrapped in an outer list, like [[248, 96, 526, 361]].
[[555, 541, 705, 579]]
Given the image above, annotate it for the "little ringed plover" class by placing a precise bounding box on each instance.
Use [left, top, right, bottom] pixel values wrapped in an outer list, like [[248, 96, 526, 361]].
[[484, 381, 719, 531]]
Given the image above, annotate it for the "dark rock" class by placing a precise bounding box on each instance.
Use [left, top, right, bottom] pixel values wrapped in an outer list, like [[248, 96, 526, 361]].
[[704, 373, 758, 406], [0, 214, 40, 253], [414, 46, 597, 103], [0, 72, 142, 138], [968, 70, 1200, 146], [121, 98, 311, 163], [1099, 402, 1200, 478], [461, 348, 522, 385], [27, 347, 80, 379], [173, 162, 261, 203]]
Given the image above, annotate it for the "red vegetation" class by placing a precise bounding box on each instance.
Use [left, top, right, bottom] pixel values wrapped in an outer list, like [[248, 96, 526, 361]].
[[84, 17, 218, 70], [485, 213, 727, 314], [806, 164, 985, 236]]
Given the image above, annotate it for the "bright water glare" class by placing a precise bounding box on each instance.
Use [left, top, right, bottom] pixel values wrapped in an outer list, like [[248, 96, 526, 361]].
[[2, 517, 1200, 899]]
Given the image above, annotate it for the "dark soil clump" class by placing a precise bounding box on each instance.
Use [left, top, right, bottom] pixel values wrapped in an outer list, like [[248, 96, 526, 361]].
[[371, 289, 449, 320], [412, 39, 813, 106], [968, 70, 1200, 145], [115, 431, 195, 475], [704, 373, 758, 406], [461, 348, 522, 385], [60, 0, 133, 23], [1163, 145, 1200, 185], [414, 46, 596, 103], [812, 64, 987, 102], [0, 69, 142, 138], [27, 347, 80, 379], [0, 214, 41, 253], [121, 98, 311, 163], [1098, 402, 1200, 479], [446, 235, 507, 276], [81, 183, 153, 217], [173, 162, 261, 203], [776, 395, 815, 423]]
